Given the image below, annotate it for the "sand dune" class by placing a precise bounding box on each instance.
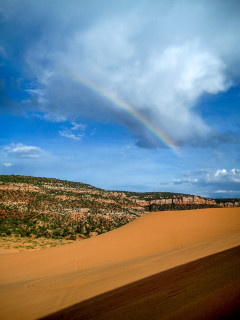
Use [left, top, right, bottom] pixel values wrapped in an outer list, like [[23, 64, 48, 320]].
[[0, 208, 240, 319], [42, 246, 240, 320]]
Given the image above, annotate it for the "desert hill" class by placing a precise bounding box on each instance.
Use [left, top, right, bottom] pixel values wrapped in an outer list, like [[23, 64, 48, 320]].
[[0, 207, 240, 319], [1, 175, 239, 242]]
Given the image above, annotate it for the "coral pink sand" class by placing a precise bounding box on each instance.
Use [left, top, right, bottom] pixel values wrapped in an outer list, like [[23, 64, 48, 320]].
[[0, 208, 240, 319]]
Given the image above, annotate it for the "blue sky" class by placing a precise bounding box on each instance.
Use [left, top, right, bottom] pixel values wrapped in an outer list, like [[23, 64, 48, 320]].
[[0, 0, 240, 198]]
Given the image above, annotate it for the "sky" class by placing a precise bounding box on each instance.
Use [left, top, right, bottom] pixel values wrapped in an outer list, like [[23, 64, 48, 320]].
[[0, 0, 240, 198]]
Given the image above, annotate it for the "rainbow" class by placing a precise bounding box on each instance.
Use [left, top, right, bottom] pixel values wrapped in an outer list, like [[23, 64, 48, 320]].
[[68, 73, 179, 155]]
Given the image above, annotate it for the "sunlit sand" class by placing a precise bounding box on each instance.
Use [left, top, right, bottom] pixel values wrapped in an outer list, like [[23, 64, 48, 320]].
[[0, 208, 240, 319]]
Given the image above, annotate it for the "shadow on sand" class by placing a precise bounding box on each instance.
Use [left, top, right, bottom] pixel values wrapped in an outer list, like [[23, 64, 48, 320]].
[[41, 246, 240, 320]]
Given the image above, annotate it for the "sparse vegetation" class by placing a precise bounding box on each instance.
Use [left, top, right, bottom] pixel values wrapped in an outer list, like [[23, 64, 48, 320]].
[[0, 235, 74, 251], [0, 175, 141, 246], [0, 175, 239, 250]]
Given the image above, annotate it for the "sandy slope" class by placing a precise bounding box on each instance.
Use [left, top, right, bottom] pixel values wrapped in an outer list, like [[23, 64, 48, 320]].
[[0, 208, 240, 319], [42, 246, 240, 320]]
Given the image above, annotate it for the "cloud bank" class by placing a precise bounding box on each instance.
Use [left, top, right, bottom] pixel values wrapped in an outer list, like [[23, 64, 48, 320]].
[[1, 0, 240, 148], [174, 168, 240, 197]]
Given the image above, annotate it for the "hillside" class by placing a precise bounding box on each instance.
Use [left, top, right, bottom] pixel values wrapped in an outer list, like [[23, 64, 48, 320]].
[[0, 175, 239, 242]]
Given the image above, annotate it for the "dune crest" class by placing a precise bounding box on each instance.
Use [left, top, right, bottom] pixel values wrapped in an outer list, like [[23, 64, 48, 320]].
[[0, 208, 240, 319]]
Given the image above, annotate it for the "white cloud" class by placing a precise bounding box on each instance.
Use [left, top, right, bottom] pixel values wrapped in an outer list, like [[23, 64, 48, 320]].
[[2, 0, 240, 148], [207, 169, 240, 184], [59, 122, 86, 141], [214, 190, 240, 195], [215, 169, 227, 177], [71, 122, 86, 131], [231, 169, 240, 175], [5, 143, 43, 158], [172, 167, 240, 198], [2, 162, 13, 167], [59, 130, 84, 141], [174, 177, 199, 185], [175, 168, 240, 186]]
